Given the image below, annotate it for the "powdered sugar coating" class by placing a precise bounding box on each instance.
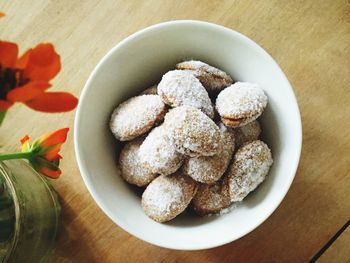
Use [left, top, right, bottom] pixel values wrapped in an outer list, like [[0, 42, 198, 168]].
[[164, 106, 222, 157], [139, 125, 184, 175], [183, 123, 235, 184], [157, 70, 214, 118], [191, 183, 231, 216], [216, 82, 268, 127], [235, 120, 262, 148], [119, 138, 157, 187], [176, 60, 233, 93], [141, 85, 158, 95], [141, 172, 198, 222], [218, 202, 239, 216], [110, 95, 166, 141], [227, 140, 273, 202]]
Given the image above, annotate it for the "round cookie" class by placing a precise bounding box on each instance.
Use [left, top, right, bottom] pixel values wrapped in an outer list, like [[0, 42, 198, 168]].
[[141, 85, 158, 95], [164, 106, 222, 157], [176, 60, 233, 93], [119, 137, 157, 187], [226, 140, 273, 202], [157, 70, 214, 118], [216, 82, 268, 127], [110, 95, 166, 141], [139, 125, 184, 176], [182, 123, 235, 184], [141, 172, 198, 223], [235, 120, 261, 148], [191, 182, 231, 216]]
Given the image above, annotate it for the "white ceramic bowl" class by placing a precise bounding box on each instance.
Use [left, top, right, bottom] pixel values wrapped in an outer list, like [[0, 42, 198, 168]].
[[74, 20, 302, 250]]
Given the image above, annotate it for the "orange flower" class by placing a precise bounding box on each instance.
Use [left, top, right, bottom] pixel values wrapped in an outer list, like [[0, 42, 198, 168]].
[[19, 128, 69, 178], [0, 41, 78, 113]]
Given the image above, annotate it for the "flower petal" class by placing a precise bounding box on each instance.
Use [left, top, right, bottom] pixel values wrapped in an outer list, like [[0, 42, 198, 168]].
[[15, 49, 31, 69], [0, 41, 18, 68], [7, 81, 51, 102], [20, 135, 30, 145], [37, 128, 69, 149], [22, 43, 61, 81], [0, 12, 5, 17], [30, 157, 61, 179], [0, 100, 13, 111], [24, 92, 78, 112], [20, 135, 31, 152], [43, 143, 63, 161], [39, 167, 61, 179]]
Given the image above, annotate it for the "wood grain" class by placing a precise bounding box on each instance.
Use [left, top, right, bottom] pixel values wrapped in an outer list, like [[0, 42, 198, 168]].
[[0, 0, 350, 262]]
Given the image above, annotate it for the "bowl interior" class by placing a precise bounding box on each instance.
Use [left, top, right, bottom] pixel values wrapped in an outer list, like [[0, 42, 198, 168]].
[[75, 21, 301, 250]]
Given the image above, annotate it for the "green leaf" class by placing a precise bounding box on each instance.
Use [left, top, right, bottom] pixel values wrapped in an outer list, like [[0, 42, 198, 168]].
[[0, 111, 6, 126]]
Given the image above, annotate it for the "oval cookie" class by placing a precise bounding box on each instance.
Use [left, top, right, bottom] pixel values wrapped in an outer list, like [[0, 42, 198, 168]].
[[139, 125, 184, 176], [164, 106, 222, 157], [141, 172, 198, 223], [140, 85, 158, 95], [176, 60, 233, 93], [216, 82, 268, 127], [182, 123, 235, 184], [226, 140, 273, 202], [157, 70, 214, 118], [235, 120, 261, 148], [119, 137, 157, 187], [110, 95, 166, 141], [192, 182, 231, 216]]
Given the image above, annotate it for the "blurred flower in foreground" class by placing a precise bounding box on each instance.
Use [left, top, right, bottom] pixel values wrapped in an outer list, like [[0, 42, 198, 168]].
[[0, 128, 69, 178], [0, 41, 78, 124]]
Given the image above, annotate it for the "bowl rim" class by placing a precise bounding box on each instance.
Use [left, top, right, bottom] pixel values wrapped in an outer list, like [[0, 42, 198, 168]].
[[74, 19, 302, 250]]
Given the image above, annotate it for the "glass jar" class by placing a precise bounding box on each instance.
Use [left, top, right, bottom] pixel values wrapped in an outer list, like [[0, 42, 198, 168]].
[[0, 160, 61, 262]]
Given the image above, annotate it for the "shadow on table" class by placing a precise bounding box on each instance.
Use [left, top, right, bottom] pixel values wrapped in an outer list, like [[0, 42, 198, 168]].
[[179, 175, 342, 262], [52, 196, 96, 263]]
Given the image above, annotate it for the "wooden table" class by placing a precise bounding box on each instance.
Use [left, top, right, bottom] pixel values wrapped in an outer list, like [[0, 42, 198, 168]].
[[1, 0, 349, 262]]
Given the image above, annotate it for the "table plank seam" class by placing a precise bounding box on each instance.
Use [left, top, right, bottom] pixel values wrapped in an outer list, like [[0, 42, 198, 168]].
[[309, 219, 350, 262]]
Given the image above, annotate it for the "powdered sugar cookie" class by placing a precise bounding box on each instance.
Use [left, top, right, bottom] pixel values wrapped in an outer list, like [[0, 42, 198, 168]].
[[164, 106, 222, 157], [119, 137, 157, 187], [157, 70, 214, 118], [141, 85, 158, 95], [141, 172, 198, 223], [110, 95, 166, 141], [235, 120, 261, 148], [139, 125, 184, 175], [216, 82, 268, 127], [176, 60, 233, 93], [182, 123, 235, 184], [226, 140, 273, 202], [191, 182, 231, 216]]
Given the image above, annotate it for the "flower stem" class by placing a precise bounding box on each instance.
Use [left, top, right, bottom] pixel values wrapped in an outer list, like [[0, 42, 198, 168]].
[[0, 111, 6, 126], [0, 151, 32, 161]]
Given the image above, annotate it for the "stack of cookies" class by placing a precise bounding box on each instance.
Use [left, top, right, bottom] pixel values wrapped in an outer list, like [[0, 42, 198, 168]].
[[110, 60, 273, 223]]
